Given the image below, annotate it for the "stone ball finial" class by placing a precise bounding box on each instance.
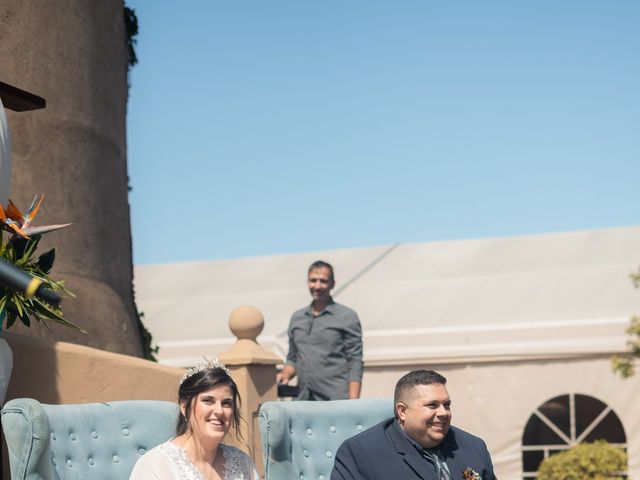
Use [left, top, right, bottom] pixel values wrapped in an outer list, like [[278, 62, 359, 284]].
[[228, 306, 264, 340]]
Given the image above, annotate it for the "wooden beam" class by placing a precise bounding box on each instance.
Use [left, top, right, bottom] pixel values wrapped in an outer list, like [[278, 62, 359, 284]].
[[0, 81, 46, 111]]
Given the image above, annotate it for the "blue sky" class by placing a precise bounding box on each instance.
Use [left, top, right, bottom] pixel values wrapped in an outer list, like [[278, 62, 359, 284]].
[[127, 1, 640, 265]]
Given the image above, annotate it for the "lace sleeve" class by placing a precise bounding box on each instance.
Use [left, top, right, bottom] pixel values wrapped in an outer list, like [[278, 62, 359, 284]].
[[221, 444, 260, 480]]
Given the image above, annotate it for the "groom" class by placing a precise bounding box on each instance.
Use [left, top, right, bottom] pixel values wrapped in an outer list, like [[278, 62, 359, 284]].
[[331, 370, 497, 480]]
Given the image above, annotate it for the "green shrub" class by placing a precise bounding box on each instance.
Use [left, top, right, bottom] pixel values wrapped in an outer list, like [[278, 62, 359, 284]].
[[537, 441, 627, 480]]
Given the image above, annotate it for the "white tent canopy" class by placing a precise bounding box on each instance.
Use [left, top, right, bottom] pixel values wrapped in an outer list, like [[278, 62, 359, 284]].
[[134, 226, 640, 368]]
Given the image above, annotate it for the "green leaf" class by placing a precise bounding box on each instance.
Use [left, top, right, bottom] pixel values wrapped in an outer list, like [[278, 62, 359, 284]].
[[11, 293, 25, 317], [33, 300, 87, 333], [6, 311, 17, 329], [1, 243, 16, 263], [10, 236, 32, 260], [24, 236, 40, 259], [36, 248, 56, 273], [18, 311, 31, 327]]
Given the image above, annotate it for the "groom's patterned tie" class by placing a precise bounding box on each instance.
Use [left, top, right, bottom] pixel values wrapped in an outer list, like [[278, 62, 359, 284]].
[[421, 448, 453, 480]]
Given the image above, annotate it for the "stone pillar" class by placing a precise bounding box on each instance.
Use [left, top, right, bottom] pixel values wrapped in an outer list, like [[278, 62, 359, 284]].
[[218, 306, 281, 475], [0, 1, 142, 355]]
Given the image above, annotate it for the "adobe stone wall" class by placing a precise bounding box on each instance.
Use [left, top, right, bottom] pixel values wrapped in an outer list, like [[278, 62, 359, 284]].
[[0, 0, 142, 355]]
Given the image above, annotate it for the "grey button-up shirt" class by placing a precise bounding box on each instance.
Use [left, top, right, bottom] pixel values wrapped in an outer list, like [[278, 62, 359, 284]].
[[286, 299, 363, 400]]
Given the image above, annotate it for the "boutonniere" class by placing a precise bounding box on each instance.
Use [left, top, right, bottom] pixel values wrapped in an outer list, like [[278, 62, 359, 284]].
[[462, 467, 481, 480]]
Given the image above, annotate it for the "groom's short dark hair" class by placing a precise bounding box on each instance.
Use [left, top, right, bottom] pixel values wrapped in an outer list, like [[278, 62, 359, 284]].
[[393, 370, 447, 418]]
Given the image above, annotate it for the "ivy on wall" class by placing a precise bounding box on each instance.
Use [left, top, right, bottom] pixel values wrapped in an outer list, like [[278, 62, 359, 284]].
[[124, 5, 139, 70], [612, 267, 640, 377], [123, 3, 158, 361]]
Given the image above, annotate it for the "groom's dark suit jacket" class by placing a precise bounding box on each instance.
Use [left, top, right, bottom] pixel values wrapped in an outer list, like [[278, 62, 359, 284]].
[[331, 418, 497, 480]]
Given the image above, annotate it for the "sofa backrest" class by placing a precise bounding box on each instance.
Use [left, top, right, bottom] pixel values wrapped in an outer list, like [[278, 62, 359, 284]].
[[1, 397, 177, 480], [258, 398, 393, 480]]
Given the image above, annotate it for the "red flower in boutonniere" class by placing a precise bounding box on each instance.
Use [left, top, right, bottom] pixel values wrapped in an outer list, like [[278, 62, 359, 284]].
[[462, 467, 481, 480]]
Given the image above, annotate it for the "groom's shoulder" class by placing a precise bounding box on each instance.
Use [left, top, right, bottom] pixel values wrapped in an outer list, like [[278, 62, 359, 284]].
[[341, 417, 394, 446], [448, 425, 490, 448]]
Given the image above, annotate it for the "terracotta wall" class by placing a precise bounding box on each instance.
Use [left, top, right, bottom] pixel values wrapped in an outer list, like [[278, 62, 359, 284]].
[[0, 0, 143, 356], [3, 332, 183, 404]]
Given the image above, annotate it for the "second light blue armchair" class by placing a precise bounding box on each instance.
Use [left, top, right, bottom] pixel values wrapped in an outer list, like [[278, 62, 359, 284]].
[[259, 398, 393, 480]]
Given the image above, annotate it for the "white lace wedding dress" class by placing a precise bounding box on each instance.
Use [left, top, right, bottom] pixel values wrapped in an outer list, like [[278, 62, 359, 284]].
[[129, 441, 259, 480]]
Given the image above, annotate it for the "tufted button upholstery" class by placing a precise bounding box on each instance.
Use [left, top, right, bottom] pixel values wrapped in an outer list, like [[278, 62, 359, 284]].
[[1, 398, 178, 480], [259, 398, 392, 480]]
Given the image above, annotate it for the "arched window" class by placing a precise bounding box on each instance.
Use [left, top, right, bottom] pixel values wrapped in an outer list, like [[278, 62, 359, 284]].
[[522, 393, 627, 479]]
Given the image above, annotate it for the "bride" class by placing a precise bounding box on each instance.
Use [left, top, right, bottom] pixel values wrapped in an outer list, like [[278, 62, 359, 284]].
[[130, 359, 259, 480]]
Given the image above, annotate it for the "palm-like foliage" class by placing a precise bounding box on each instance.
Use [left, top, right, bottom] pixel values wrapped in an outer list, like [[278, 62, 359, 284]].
[[0, 196, 83, 333]]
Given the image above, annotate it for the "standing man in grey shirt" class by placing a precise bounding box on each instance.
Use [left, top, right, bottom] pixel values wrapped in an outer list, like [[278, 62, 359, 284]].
[[280, 260, 363, 400]]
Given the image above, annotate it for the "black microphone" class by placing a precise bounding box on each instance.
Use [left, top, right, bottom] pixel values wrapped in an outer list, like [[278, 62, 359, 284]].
[[0, 258, 61, 307]]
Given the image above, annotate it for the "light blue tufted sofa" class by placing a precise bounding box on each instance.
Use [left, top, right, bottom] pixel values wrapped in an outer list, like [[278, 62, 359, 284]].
[[258, 397, 393, 480], [1, 397, 178, 480]]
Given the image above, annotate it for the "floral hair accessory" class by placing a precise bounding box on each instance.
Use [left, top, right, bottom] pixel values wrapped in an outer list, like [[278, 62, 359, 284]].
[[179, 357, 231, 386], [462, 467, 481, 480]]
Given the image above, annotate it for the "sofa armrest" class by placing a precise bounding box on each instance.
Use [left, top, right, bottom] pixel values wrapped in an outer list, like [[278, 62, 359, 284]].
[[2, 397, 49, 480]]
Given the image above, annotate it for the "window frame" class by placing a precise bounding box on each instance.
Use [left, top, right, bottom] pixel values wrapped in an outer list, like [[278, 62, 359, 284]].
[[521, 393, 627, 478]]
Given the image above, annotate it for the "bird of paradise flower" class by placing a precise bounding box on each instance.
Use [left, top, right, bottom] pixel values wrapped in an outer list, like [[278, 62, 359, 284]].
[[0, 194, 71, 238], [0, 194, 83, 333]]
